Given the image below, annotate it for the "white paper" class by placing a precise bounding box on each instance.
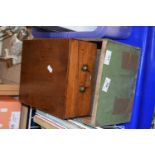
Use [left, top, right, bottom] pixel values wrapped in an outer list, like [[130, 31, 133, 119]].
[[0, 108, 8, 112], [104, 50, 112, 65], [9, 112, 20, 129], [102, 77, 111, 92], [0, 123, 3, 128]]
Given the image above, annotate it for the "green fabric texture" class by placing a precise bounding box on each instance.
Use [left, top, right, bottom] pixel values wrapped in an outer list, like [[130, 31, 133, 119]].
[[96, 40, 140, 126]]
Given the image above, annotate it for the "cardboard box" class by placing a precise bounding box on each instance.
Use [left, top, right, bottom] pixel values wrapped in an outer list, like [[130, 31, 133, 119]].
[[0, 96, 21, 129]]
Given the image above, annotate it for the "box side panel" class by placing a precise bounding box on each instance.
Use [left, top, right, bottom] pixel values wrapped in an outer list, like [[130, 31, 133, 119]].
[[20, 39, 69, 118]]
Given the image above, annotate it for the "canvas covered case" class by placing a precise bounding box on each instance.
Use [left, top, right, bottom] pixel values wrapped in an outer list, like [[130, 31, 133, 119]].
[[90, 39, 140, 126]]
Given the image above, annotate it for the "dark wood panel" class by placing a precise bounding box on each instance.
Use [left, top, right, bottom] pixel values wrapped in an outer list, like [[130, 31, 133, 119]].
[[20, 39, 69, 118]]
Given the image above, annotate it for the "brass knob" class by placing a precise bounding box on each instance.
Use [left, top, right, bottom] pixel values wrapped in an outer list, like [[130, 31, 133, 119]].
[[79, 86, 86, 93], [81, 64, 88, 72]]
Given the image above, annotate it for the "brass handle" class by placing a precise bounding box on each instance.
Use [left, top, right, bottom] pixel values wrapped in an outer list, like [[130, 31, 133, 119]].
[[81, 64, 88, 72], [79, 86, 86, 93]]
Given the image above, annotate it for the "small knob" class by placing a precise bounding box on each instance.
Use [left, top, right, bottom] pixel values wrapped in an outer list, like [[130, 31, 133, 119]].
[[81, 64, 88, 72], [79, 86, 86, 93]]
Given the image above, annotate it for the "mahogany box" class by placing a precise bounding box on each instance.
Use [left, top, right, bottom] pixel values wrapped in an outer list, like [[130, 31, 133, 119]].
[[20, 39, 97, 119]]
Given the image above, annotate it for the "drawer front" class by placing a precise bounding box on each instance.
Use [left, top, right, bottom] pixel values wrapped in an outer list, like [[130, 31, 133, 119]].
[[65, 40, 97, 118]]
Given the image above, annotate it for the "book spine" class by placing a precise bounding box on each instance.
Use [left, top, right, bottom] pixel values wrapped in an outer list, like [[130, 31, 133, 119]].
[[68, 120, 94, 129], [36, 113, 68, 129], [36, 111, 80, 129]]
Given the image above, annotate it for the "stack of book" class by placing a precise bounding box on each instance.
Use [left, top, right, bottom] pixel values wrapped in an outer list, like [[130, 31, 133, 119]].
[[33, 110, 95, 129], [33, 110, 125, 129]]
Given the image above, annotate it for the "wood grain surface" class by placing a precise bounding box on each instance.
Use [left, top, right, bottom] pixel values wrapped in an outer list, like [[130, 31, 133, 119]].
[[65, 40, 97, 118]]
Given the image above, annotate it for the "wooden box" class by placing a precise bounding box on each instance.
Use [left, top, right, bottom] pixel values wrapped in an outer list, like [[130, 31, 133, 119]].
[[20, 39, 97, 119]]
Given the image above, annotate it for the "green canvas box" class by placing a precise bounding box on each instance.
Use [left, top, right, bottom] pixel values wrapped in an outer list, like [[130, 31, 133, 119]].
[[84, 39, 140, 127]]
